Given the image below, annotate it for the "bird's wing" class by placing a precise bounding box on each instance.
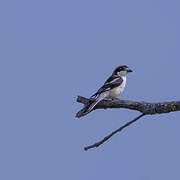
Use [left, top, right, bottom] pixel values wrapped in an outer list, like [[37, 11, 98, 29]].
[[90, 76, 123, 100]]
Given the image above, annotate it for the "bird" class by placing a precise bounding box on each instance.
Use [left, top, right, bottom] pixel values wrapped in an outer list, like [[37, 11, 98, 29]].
[[84, 65, 133, 114]]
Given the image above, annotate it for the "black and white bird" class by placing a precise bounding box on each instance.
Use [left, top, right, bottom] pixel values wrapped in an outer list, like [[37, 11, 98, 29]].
[[84, 65, 133, 113]]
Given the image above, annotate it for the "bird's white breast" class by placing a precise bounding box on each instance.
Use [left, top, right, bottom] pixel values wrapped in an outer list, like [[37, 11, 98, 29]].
[[109, 76, 126, 98]]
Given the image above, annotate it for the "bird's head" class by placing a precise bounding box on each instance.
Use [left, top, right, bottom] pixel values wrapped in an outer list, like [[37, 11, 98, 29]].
[[112, 65, 133, 77]]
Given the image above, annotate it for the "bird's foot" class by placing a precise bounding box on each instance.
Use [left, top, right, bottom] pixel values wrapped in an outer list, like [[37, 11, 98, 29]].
[[111, 97, 120, 101], [104, 97, 120, 101]]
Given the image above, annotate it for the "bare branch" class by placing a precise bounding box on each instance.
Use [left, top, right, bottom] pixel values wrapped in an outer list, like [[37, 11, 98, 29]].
[[76, 96, 180, 117], [76, 96, 180, 151], [84, 113, 145, 151]]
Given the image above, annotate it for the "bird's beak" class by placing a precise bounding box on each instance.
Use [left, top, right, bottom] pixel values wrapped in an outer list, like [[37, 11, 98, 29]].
[[127, 68, 133, 73]]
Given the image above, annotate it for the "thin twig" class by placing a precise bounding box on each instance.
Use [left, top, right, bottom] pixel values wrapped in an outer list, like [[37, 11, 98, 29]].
[[84, 113, 145, 151]]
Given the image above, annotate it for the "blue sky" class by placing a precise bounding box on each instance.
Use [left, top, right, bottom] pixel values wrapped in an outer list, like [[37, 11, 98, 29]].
[[0, 0, 180, 179]]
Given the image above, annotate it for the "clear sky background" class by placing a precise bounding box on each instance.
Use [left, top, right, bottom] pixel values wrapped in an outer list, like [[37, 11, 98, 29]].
[[0, 0, 180, 179]]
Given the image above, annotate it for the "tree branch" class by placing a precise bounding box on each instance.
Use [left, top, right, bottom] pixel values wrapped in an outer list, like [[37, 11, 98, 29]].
[[76, 96, 180, 117], [76, 96, 180, 151], [84, 113, 145, 151]]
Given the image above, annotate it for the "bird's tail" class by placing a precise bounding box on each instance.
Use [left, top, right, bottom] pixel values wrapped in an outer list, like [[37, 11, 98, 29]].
[[84, 96, 103, 114]]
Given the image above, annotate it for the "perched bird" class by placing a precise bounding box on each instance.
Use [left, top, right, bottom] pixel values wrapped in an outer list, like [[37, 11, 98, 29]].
[[84, 65, 133, 114]]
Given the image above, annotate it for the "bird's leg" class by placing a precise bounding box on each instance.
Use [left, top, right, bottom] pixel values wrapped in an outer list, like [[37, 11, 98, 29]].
[[104, 97, 112, 101], [112, 97, 120, 101], [104, 97, 120, 101]]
